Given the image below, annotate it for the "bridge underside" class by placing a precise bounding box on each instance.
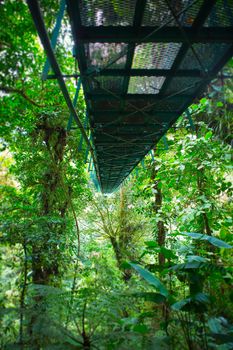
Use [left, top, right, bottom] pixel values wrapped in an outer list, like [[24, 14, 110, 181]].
[[29, 0, 233, 192], [66, 0, 233, 192]]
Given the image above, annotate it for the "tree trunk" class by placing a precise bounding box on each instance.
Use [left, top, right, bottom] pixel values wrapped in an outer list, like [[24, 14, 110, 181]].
[[151, 158, 166, 266], [28, 120, 70, 348], [109, 235, 132, 282]]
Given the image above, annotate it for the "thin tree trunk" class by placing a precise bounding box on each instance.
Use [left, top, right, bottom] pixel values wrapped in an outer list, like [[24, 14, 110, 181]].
[[19, 242, 28, 350], [151, 153, 166, 266]]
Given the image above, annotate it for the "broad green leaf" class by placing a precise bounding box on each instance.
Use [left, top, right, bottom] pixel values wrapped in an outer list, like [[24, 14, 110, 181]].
[[207, 236, 232, 249], [187, 255, 208, 263], [208, 317, 223, 334], [172, 298, 191, 310], [172, 293, 210, 311], [170, 261, 202, 271], [129, 262, 169, 297], [194, 292, 210, 304], [183, 232, 232, 248]]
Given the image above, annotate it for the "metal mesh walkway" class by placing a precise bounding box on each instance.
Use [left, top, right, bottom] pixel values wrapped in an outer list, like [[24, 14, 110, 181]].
[[28, 0, 233, 192]]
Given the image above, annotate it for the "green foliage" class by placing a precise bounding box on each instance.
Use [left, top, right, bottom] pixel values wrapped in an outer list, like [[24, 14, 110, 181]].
[[182, 232, 232, 249], [0, 1, 233, 349], [128, 262, 169, 297]]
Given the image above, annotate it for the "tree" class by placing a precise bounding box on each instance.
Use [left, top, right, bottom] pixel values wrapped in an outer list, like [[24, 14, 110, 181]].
[[0, 1, 89, 347], [83, 184, 149, 282]]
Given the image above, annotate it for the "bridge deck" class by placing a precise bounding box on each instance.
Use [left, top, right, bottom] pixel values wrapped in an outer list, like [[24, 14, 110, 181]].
[[28, 0, 233, 192]]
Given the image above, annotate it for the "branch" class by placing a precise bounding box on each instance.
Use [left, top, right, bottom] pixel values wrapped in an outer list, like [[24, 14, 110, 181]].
[[92, 200, 112, 236], [0, 85, 45, 108]]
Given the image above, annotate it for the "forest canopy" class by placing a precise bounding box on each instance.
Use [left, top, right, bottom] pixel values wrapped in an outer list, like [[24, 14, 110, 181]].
[[0, 1, 233, 349]]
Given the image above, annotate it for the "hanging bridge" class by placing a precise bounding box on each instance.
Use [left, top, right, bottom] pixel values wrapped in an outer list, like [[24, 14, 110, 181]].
[[27, 0, 233, 192]]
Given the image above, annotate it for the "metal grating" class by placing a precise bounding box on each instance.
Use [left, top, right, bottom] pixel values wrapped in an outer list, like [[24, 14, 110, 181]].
[[128, 76, 165, 94], [151, 100, 185, 112], [179, 43, 231, 70], [142, 0, 204, 27], [132, 43, 181, 69], [85, 42, 128, 69], [90, 76, 124, 93], [204, 0, 233, 27], [90, 99, 121, 111], [30, 0, 233, 192], [166, 77, 203, 95], [79, 0, 137, 26]]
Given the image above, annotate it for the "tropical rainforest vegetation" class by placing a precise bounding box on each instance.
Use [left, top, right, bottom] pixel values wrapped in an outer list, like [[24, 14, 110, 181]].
[[0, 1, 233, 349]]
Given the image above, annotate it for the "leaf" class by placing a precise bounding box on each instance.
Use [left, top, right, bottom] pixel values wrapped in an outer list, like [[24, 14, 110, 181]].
[[172, 293, 210, 311], [208, 316, 233, 346], [205, 131, 213, 140], [129, 262, 169, 297], [186, 255, 208, 263], [170, 261, 202, 271], [172, 298, 191, 311], [208, 318, 223, 334], [200, 98, 207, 104], [182, 232, 232, 248], [207, 236, 232, 249], [194, 292, 210, 304], [169, 255, 208, 271], [228, 58, 233, 68], [145, 240, 157, 248], [160, 247, 176, 259]]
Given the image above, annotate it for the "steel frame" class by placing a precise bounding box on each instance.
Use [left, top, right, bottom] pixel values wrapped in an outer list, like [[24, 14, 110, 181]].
[[27, 0, 233, 192]]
